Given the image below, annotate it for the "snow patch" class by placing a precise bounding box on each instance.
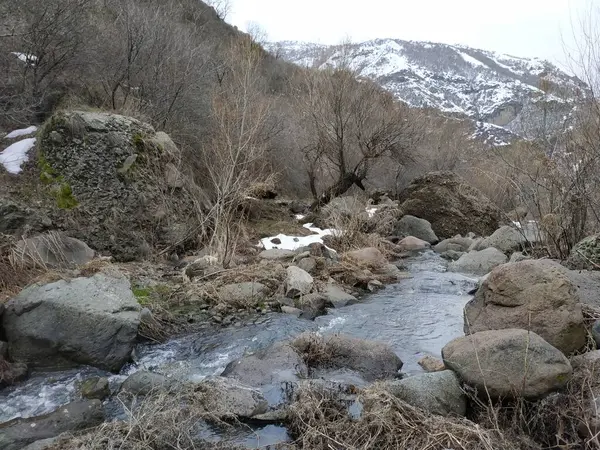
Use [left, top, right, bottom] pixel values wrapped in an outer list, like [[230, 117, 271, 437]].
[[260, 223, 338, 251], [5, 125, 37, 139], [11, 52, 37, 65], [0, 138, 36, 174], [459, 52, 486, 68]]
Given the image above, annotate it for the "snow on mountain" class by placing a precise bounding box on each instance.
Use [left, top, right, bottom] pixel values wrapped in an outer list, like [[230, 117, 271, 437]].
[[268, 39, 587, 144]]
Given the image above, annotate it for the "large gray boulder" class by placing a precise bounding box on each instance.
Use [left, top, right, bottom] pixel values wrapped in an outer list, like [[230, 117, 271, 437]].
[[292, 333, 402, 381], [0, 400, 104, 450], [285, 266, 313, 298], [217, 282, 269, 306], [442, 329, 572, 399], [434, 236, 473, 253], [323, 284, 357, 308], [394, 215, 438, 244], [2, 273, 141, 371], [14, 233, 94, 269], [222, 342, 308, 386], [464, 260, 586, 355], [258, 249, 297, 261], [380, 370, 466, 416], [447, 248, 508, 275], [398, 171, 502, 238], [119, 370, 173, 396], [194, 377, 268, 419], [397, 236, 430, 252], [477, 226, 527, 254], [344, 247, 387, 270]]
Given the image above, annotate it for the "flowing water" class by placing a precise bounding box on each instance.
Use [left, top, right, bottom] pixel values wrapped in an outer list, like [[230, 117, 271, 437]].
[[0, 251, 479, 447]]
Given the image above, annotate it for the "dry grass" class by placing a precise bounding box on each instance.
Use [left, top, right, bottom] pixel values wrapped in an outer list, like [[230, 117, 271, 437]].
[[0, 235, 44, 302], [287, 383, 527, 450], [48, 386, 246, 450]]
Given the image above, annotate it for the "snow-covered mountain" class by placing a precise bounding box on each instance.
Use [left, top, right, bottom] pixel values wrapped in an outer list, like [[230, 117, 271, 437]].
[[268, 39, 587, 144]]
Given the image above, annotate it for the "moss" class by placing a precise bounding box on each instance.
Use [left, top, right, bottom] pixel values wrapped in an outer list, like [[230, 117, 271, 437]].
[[38, 153, 57, 185], [133, 287, 152, 305], [132, 133, 147, 152], [53, 182, 79, 209]]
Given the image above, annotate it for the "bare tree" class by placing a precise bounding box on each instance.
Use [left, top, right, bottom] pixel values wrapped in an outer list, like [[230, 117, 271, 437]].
[[296, 60, 422, 210], [205, 0, 232, 20]]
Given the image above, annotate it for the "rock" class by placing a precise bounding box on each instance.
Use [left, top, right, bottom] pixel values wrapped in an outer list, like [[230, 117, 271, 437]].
[[77, 376, 110, 400], [367, 279, 384, 291], [381, 371, 466, 416], [164, 162, 183, 188], [509, 251, 530, 263], [477, 226, 526, 254], [464, 260, 586, 354], [2, 273, 140, 371], [447, 248, 508, 275], [0, 360, 28, 386], [418, 355, 445, 372], [567, 234, 600, 270], [563, 268, 600, 308], [21, 437, 61, 450], [394, 215, 438, 243], [281, 306, 302, 317], [222, 342, 308, 386], [571, 350, 600, 370], [440, 250, 465, 261], [323, 284, 357, 308], [442, 329, 572, 399], [593, 320, 600, 348], [293, 333, 402, 381], [37, 110, 197, 262], [218, 282, 269, 306], [195, 377, 268, 419], [398, 171, 502, 239], [295, 293, 328, 320], [308, 242, 337, 260], [434, 236, 473, 253], [259, 249, 296, 261], [270, 238, 282, 245], [184, 255, 220, 279], [296, 257, 317, 274], [14, 233, 95, 269], [285, 266, 314, 298], [397, 236, 430, 252], [344, 247, 387, 270], [0, 400, 104, 450], [120, 370, 172, 395], [0, 341, 8, 359]]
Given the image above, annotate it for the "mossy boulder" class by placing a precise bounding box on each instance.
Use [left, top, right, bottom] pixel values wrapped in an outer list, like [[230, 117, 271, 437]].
[[567, 234, 600, 270]]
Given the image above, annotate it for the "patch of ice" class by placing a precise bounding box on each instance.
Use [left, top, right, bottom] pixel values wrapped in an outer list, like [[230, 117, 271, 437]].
[[260, 223, 339, 251], [295, 214, 306, 220], [0, 137, 36, 174], [5, 125, 37, 139]]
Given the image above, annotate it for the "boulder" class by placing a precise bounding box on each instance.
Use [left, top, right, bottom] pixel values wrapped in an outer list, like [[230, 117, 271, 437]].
[[295, 293, 328, 320], [323, 284, 357, 308], [77, 376, 110, 400], [281, 306, 302, 317], [394, 215, 438, 244], [571, 350, 600, 371], [418, 355, 445, 372], [258, 249, 297, 261], [434, 236, 474, 253], [0, 360, 28, 386], [285, 266, 314, 298], [397, 236, 430, 252], [21, 438, 60, 450], [477, 226, 526, 254], [440, 250, 465, 261], [442, 329, 572, 399], [292, 333, 402, 381], [119, 371, 172, 395], [218, 282, 268, 306], [36, 110, 197, 261], [344, 247, 387, 270], [14, 233, 94, 269], [296, 256, 317, 274], [2, 273, 140, 371], [0, 400, 104, 450], [464, 260, 586, 354], [398, 171, 502, 239], [222, 342, 308, 387], [567, 234, 600, 270], [193, 377, 268, 419], [380, 371, 466, 416], [447, 248, 508, 275], [509, 251, 530, 263]]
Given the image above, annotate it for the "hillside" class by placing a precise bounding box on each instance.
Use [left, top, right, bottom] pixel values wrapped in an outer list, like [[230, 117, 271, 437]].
[[269, 39, 587, 144]]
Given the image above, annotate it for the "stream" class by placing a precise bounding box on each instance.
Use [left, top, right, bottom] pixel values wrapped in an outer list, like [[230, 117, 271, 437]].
[[0, 250, 478, 447]]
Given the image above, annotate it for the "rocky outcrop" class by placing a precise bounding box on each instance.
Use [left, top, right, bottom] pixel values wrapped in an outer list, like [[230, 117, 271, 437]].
[[567, 234, 600, 270], [2, 272, 141, 371], [222, 342, 308, 387], [476, 225, 526, 254], [292, 333, 402, 381], [398, 172, 502, 238], [394, 215, 438, 243], [447, 248, 507, 275], [35, 110, 199, 261], [442, 329, 572, 399], [0, 400, 104, 450], [14, 233, 94, 269], [464, 260, 586, 354], [380, 371, 466, 416]]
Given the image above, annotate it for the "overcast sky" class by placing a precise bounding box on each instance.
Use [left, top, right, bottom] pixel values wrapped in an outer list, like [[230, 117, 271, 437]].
[[227, 0, 592, 69]]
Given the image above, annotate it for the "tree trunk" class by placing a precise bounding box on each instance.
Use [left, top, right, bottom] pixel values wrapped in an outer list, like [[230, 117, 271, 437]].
[[310, 171, 366, 211]]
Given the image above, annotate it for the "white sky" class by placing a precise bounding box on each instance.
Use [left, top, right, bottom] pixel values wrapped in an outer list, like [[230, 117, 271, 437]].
[[227, 0, 593, 69]]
